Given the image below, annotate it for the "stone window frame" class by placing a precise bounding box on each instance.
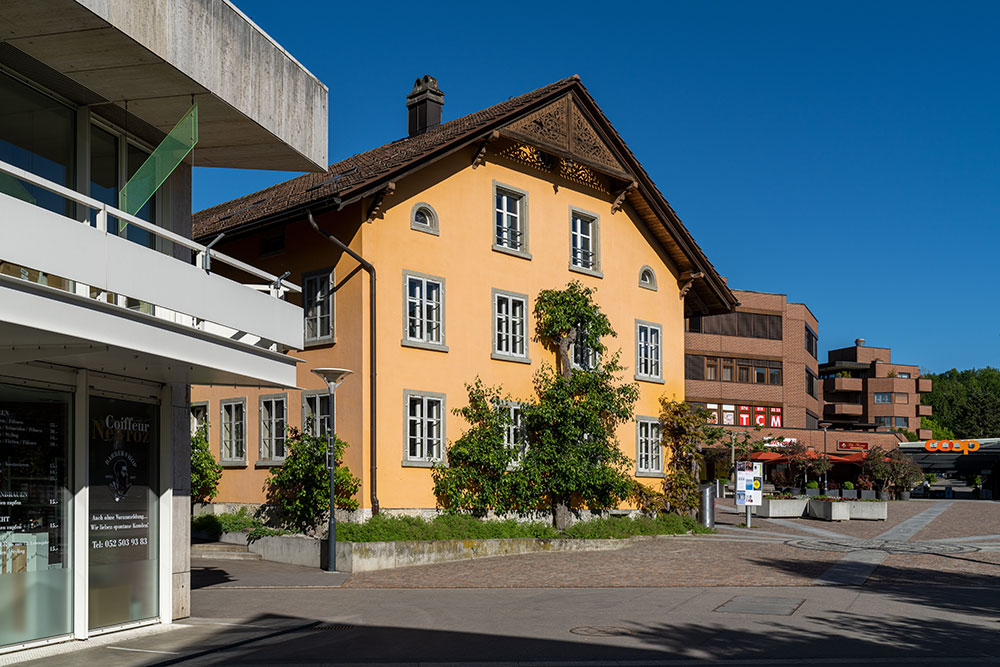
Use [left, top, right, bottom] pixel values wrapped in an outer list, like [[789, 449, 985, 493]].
[[402, 389, 446, 468], [257, 392, 288, 466], [401, 269, 449, 353], [302, 266, 335, 346], [492, 180, 531, 259], [635, 319, 664, 384], [635, 416, 664, 477], [491, 288, 531, 364], [219, 397, 247, 467], [410, 202, 440, 236], [301, 389, 333, 439], [568, 206, 603, 278], [638, 265, 657, 291]]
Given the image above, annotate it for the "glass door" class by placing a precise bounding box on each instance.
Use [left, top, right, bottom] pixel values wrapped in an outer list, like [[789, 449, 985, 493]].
[[87, 396, 158, 630]]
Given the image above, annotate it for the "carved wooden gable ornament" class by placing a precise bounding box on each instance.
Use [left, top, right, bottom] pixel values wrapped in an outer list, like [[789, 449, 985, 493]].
[[500, 95, 632, 181]]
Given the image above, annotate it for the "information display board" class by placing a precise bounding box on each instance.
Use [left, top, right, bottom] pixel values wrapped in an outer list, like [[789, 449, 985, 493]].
[[735, 461, 763, 506]]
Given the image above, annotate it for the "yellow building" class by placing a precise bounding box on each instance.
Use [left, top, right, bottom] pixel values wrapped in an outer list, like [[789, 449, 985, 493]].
[[191, 75, 735, 516]]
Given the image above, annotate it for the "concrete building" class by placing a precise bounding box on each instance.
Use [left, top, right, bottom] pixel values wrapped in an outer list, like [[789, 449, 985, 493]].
[[190, 74, 736, 515], [819, 339, 932, 439], [0, 0, 324, 652], [684, 289, 822, 430]]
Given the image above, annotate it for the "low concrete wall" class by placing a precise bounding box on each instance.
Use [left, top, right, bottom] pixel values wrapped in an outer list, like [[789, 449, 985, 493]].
[[846, 501, 888, 521], [758, 498, 808, 518], [209, 532, 664, 573], [808, 499, 850, 521]]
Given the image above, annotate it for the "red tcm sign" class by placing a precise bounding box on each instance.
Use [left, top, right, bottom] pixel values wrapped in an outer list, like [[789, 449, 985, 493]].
[[837, 441, 870, 451]]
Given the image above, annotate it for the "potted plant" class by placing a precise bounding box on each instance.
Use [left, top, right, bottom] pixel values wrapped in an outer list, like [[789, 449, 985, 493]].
[[805, 480, 820, 497], [857, 475, 876, 500], [841, 481, 857, 499], [863, 447, 893, 500], [887, 449, 922, 501]]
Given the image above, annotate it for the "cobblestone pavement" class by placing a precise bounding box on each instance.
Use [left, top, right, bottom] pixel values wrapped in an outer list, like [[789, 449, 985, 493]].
[[343, 499, 1000, 590]]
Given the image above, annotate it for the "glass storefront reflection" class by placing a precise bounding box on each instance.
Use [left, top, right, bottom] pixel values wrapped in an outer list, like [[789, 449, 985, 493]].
[[0, 383, 73, 646], [87, 397, 158, 629]]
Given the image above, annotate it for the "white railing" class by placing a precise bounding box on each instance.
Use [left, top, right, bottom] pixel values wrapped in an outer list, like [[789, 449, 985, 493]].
[[0, 158, 303, 351]]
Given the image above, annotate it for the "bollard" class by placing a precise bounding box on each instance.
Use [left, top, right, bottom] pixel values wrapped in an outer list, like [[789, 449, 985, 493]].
[[698, 483, 716, 529]]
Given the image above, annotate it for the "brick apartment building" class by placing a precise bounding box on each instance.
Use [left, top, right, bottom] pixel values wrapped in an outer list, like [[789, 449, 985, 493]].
[[819, 338, 933, 439], [684, 289, 822, 430]]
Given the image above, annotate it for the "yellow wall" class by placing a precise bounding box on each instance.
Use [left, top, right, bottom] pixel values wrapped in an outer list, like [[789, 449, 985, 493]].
[[193, 146, 687, 511]]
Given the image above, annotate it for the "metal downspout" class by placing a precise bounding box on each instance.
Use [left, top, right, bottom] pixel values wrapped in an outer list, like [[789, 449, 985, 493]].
[[307, 210, 380, 516]]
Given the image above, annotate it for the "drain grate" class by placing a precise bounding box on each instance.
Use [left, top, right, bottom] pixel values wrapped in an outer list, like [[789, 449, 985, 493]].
[[311, 624, 355, 631], [570, 626, 633, 637], [714, 596, 804, 616]]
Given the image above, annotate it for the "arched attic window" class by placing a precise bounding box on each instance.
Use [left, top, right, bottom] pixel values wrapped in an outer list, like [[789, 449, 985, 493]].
[[410, 202, 439, 235], [638, 266, 657, 291]]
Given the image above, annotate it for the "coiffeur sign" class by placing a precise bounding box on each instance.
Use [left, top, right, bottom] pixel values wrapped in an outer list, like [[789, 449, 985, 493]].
[[924, 440, 980, 455]]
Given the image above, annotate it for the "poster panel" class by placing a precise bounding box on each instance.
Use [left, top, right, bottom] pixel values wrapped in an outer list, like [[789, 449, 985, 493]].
[[88, 396, 158, 629]]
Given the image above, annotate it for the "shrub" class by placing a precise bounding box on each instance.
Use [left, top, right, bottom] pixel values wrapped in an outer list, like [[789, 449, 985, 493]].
[[842, 481, 855, 490], [265, 428, 361, 531], [805, 480, 819, 489], [190, 424, 223, 503], [924, 473, 937, 485]]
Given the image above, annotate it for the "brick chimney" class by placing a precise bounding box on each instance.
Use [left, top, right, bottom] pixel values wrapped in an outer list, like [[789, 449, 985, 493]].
[[406, 75, 444, 136]]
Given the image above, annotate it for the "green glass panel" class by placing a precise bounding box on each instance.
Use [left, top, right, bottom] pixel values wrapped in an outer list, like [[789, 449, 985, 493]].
[[118, 103, 198, 226]]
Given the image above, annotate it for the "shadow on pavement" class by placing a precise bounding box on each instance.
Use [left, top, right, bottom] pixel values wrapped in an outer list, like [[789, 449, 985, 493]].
[[191, 566, 236, 590], [750, 556, 1000, 617]]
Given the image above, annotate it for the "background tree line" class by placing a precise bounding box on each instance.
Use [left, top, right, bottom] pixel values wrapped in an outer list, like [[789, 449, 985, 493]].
[[921, 367, 1000, 439]]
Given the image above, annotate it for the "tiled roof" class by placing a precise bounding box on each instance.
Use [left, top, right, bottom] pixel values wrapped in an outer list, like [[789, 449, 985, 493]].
[[193, 76, 578, 239]]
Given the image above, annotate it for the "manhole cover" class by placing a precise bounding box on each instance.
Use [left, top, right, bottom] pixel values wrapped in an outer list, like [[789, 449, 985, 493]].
[[311, 624, 354, 631], [786, 538, 980, 555], [570, 626, 633, 637], [714, 596, 804, 616]]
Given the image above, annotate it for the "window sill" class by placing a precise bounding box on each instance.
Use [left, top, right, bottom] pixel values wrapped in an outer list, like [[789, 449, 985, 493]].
[[635, 374, 665, 385], [304, 337, 336, 349], [492, 244, 532, 260], [491, 352, 532, 365], [220, 460, 247, 469], [636, 471, 666, 478], [255, 459, 285, 468], [569, 263, 603, 279], [411, 222, 440, 236], [401, 339, 450, 353], [638, 282, 657, 292], [401, 459, 442, 468]]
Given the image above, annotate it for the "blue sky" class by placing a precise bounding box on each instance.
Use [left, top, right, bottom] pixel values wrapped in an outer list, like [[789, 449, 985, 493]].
[[194, 1, 999, 373]]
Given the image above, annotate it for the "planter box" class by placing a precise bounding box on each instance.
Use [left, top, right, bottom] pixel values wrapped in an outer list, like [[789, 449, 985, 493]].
[[841, 490, 858, 499], [808, 499, 850, 521], [861, 490, 876, 500], [788, 488, 801, 496], [898, 492, 911, 501], [805, 488, 821, 497], [757, 497, 809, 518], [846, 500, 887, 521]]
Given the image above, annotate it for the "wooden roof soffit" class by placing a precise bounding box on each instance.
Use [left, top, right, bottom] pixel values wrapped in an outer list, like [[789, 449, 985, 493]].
[[472, 131, 500, 169], [686, 282, 711, 316], [611, 182, 638, 214], [365, 182, 396, 223]]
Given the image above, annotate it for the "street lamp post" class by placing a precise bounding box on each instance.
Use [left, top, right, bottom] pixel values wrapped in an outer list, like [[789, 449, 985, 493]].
[[819, 422, 831, 493], [311, 367, 353, 573]]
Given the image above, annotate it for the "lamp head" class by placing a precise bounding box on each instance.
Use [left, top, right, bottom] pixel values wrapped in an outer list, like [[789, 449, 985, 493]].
[[819, 422, 832, 430], [311, 367, 353, 387]]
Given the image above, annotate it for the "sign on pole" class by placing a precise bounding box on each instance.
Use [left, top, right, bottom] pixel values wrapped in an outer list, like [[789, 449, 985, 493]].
[[736, 461, 763, 506]]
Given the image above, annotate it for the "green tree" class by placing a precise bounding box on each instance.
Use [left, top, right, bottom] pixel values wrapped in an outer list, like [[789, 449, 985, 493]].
[[921, 367, 1000, 438], [432, 380, 522, 517], [862, 446, 893, 495], [190, 423, 222, 503], [887, 449, 923, 496], [919, 416, 956, 441], [659, 399, 723, 513], [265, 428, 360, 531]]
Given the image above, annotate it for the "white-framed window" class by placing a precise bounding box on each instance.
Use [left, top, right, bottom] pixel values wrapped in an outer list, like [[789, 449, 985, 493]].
[[636, 417, 662, 475], [638, 265, 657, 291], [571, 329, 600, 370], [635, 320, 663, 382], [492, 289, 529, 362], [190, 402, 208, 435], [501, 402, 527, 458], [570, 209, 600, 274], [874, 392, 891, 404], [492, 182, 529, 257], [259, 394, 287, 461], [404, 390, 445, 466], [220, 398, 246, 463], [302, 391, 331, 440], [402, 271, 446, 351], [303, 268, 334, 343], [410, 202, 439, 235]]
